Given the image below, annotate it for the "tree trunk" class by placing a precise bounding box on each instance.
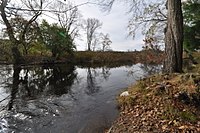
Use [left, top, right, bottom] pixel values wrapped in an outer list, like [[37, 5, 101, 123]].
[[8, 65, 21, 110], [88, 41, 91, 51], [163, 0, 183, 73], [12, 46, 24, 64]]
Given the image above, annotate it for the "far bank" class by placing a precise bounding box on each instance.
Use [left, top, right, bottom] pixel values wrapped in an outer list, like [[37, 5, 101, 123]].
[[0, 50, 164, 66]]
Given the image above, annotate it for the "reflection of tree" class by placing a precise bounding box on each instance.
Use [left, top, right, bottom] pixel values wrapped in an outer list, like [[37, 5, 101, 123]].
[[48, 65, 77, 96], [85, 66, 111, 95], [101, 67, 111, 81], [126, 64, 161, 80], [0, 65, 113, 110], [8, 65, 21, 110], [21, 64, 77, 97], [0, 65, 13, 87], [140, 63, 161, 75], [86, 67, 99, 95], [1, 64, 77, 111]]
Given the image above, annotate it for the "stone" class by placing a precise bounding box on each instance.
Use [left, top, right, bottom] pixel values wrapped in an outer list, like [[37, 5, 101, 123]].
[[120, 91, 130, 97]]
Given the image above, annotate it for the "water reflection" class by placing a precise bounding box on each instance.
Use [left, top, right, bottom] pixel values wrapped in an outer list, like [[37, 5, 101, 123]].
[[0, 63, 161, 133], [6, 64, 77, 111], [126, 63, 162, 80], [8, 65, 21, 110], [101, 67, 111, 81], [140, 63, 162, 75]]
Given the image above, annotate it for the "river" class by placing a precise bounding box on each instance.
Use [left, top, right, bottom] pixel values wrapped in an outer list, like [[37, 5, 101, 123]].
[[0, 63, 161, 133]]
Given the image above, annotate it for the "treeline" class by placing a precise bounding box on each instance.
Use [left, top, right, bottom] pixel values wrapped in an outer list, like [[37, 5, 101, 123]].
[[0, 0, 112, 64], [0, 19, 75, 62]]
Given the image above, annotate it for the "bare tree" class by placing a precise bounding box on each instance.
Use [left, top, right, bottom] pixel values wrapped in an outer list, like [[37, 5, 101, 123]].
[[91, 34, 99, 51], [0, 0, 48, 64], [99, 0, 167, 41], [100, 33, 112, 51], [84, 18, 102, 51], [51, 1, 82, 43]]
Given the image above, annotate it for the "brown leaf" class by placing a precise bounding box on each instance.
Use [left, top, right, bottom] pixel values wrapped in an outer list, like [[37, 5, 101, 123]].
[[178, 125, 187, 129], [162, 125, 168, 130]]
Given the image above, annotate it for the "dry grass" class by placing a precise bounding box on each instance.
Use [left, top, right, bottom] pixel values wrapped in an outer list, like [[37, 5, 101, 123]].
[[74, 50, 163, 65]]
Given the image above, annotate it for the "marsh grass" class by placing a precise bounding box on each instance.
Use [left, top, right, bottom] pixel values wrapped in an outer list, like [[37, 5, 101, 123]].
[[74, 51, 163, 64]]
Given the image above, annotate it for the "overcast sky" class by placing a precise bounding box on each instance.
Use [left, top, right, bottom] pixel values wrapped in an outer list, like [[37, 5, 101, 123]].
[[71, 0, 144, 51]]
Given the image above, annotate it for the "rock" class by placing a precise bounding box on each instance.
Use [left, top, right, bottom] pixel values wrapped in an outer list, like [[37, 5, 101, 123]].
[[120, 91, 129, 97]]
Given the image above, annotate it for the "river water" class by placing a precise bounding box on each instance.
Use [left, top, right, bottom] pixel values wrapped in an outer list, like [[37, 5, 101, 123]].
[[0, 63, 161, 133]]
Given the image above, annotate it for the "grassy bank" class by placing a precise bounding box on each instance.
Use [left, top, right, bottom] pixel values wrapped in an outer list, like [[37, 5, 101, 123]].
[[0, 50, 164, 66], [107, 52, 200, 132]]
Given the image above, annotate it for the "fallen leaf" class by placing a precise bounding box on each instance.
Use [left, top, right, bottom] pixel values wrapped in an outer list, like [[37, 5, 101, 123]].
[[178, 125, 187, 129], [162, 125, 168, 130]]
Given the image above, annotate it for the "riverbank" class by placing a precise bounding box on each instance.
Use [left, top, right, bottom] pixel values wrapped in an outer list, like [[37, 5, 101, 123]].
[[0, 50, 163, 66], [106, 52, 200, 132], [74, 50, 163, 64]]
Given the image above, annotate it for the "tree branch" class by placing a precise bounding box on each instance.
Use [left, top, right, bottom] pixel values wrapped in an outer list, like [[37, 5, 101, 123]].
[[6, 2, 93, 13]]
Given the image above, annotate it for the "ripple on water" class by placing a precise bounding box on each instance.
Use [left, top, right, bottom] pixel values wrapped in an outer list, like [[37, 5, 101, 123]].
[[0, 118, 8, 133]]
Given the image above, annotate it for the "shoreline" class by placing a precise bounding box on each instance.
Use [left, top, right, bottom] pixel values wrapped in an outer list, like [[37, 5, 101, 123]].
[[106, 72, 200, 132]]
